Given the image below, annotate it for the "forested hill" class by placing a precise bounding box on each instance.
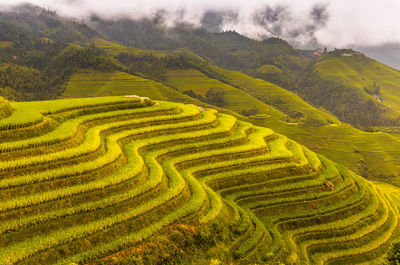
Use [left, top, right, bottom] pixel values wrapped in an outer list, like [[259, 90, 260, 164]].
[[0, 4, 306, 98], [90, 16, 307, 78], [0, 4, 106, 100]]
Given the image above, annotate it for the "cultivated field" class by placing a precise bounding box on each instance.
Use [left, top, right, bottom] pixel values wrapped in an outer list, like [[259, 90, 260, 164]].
[[256, 117, 400, 185], [316, 55, 400, 112], [1, 96, 399, 264], [0, 41, 12, 49], [62, 69, 194, 103], [60, 65, 400, 185], [165, 68, 287, 120]]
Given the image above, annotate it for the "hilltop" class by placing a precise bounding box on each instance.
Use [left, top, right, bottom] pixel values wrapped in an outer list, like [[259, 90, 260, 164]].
[[314, 50, 400, 112], [295, 50, 400, 128], [0, 96, 400, 264]]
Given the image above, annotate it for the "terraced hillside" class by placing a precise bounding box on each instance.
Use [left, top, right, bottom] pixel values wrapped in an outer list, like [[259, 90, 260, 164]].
[[204, 64, 340, 125], [60, 42, 400, 183], [165, 68, 287, 120], [0, 96, 400, 264], [316, 54, 400, 111], [90, 37, 151, 56], [62, 69, 196, 103]]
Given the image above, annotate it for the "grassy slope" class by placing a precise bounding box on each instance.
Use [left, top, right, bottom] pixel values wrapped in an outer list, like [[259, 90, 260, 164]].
[[62, 69, 197, 103], [316, 55, 400, 112], [207, 65, 341, 124], [165, 68, 287, 120], [256, 64, 283, 74], [0, 41, 12, 48], [91, 37, 164, 57], [253, 117, 400, 185], [0, 97, 11, 119]]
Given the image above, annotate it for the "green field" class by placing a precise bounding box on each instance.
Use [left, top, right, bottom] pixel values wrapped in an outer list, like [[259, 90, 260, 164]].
[[316, 55, 400, 111], [90, 37, 145, 56], [91, 37, 164, 57], [256, 64, 283, 74], [0, 96, 400, 264], [253, 117, 400, 185], [166, 68, 287, 120], [0, 41, 12, 48], [62, 69, 195, 103], [207, 65, 340, 124]]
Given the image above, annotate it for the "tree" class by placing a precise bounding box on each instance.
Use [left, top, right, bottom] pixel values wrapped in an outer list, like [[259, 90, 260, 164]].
[[205, 88, 226, 107]]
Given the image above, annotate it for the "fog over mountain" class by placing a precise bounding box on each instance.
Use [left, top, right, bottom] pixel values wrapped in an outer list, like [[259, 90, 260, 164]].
[[1, 0, 400, 67]]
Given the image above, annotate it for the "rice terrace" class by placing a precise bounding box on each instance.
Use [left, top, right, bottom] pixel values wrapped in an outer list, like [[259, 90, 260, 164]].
[[3, 0, 400, 264], [0, 95, 398, 264]]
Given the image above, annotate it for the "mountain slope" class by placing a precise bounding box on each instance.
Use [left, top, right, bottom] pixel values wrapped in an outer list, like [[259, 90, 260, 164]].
[[62, 69, 195, 103], [253, 116, 400, 185], [204, 64, 340, 125], [0, 96, 400, 264], [315, 53, 400, 112], [297, 52, 400, 128], [59, 43, 400, 185], [165, 68, 287, 120], [0, 4, 100, 44]]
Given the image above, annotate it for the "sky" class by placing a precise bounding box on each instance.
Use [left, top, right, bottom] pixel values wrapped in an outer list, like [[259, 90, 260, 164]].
[[1, 0, 400, 48]]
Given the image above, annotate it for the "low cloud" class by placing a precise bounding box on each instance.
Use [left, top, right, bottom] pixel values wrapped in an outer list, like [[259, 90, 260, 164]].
[[1, 0, 400, 48]]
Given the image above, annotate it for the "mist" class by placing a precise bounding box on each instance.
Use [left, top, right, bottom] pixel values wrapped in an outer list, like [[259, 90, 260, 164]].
[[1, 0, 400, 48]]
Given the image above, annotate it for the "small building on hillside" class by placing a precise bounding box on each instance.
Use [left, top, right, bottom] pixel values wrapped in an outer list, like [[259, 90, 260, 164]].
[[311, 48, 327, 58]]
